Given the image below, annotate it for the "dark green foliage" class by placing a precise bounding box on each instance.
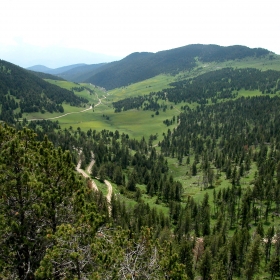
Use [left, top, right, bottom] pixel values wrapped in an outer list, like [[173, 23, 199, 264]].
[[199, 248, 212, 280], [0, 124, 101, 279], [0, 124, 186, 279], [269, 256, 280, 280], [243, 235, 262, 280], [126, 171, 137, 191]]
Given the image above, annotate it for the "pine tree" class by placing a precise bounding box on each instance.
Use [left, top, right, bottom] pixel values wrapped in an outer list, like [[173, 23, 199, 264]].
[[269, 256, 280, 280], [91, 163, 99, 178], [243, 235, 262, 280], [192, 162, 197, 176], [199, 248, 211, 280], [127, 172, 136, 191], [0, 126, 89, 279], [179, 240, 194, 279]]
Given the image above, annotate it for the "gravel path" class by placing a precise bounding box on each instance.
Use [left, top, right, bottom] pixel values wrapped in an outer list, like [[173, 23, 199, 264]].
[[104, 180, 112, 204], [76, 152, 113, 207], [76, 159, 98, 191], [19, 91, 106, 122], [19, 106, 93, 122]]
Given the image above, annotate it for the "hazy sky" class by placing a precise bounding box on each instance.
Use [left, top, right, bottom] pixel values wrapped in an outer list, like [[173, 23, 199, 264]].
[[0, 0, 279, 68]]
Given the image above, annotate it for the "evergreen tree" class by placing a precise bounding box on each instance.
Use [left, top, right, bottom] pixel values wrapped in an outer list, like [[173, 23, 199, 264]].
[[127, 172, 137, 191], [243, 235, 262, 280], [199, 248, 211, 280]]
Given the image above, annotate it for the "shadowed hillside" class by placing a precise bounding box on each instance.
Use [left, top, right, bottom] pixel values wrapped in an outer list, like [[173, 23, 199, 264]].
[[0, 60, 88, 123], [84, 44, 270, 89]]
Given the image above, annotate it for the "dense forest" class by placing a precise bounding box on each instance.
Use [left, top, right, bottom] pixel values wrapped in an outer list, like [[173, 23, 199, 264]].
[[0, 59, 88, 123], [0, 124, 188, 279]]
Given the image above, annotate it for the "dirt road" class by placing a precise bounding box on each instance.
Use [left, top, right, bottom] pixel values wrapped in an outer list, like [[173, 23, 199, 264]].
[[76, 153, 112, 206], [76, 159, 98, 192], [104, 180, 112, 204], [19, 91, 107, 122], [19, 106, 93, 122]]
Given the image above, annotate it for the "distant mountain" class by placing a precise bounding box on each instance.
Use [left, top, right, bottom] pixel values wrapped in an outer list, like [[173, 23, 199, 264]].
[[27, 64, 86, 75], [27, 65, 54, 73], [27, 63, 107, 83], [0, 59, 88, 124], [56, 63, 107, 82], [83, 44, 270, 90], [27, 44, 271, 90]]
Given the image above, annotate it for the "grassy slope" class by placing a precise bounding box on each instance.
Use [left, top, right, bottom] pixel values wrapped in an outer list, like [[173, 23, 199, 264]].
[[109, 74, 174, 101]]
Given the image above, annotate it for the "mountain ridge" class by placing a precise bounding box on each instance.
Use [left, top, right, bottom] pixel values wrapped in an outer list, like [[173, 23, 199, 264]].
[[28, 44, 271, 90], [84, 44, 271, 89], [27, 63, 87, 75]]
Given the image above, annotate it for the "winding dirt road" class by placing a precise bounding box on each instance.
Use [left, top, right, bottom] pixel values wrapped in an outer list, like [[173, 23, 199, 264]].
[[19, 106, 93, 122], [19, 91, 107, 122], [76, 153, 113, 206], [104, 180, 112, 204], [76, 159, 98, 192]]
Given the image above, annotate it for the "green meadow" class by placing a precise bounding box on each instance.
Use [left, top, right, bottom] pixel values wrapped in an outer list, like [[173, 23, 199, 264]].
[[34, 75, 180, 140], [57, 104, 178, 140]]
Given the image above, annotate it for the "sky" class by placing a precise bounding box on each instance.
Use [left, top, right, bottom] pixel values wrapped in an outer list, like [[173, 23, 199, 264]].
[[0, 0, 279, 68]]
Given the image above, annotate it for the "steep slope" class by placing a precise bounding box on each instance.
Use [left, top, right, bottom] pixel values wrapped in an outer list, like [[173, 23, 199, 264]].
[[0, 59, 88, 123], [57, 63, 107, 82], [84, 44, 270, 89]]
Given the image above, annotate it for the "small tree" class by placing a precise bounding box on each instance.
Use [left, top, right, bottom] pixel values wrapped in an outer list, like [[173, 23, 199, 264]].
[[98, 165, 106, 182], [127, 173, 136, 192], [243, 235, 262, 280], [91, 164, 98, 178], [192, 162, 197, 176], [199, 248, 211, 280]]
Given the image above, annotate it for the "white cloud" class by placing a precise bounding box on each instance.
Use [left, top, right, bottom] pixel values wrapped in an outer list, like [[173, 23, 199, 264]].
[[0, 0, 279, 66]]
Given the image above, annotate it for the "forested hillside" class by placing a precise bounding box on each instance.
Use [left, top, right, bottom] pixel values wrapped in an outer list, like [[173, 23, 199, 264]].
[[112, 68, 280, 111], [0, 60, 88, 124], [84, 44, 269, 89]]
